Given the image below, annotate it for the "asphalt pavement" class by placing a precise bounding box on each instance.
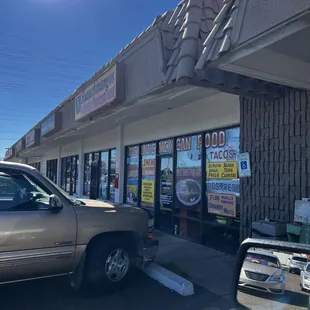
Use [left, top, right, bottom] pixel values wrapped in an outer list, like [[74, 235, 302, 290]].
[[237, 271, 309, 309], [0, 270, 236, 310]]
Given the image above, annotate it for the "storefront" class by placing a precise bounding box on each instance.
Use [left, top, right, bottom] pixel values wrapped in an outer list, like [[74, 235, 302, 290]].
[[124, 126, 240, 253], [46, 159, 58, 184], [83, 149, 117, 201], [60, 155, 79, 195]]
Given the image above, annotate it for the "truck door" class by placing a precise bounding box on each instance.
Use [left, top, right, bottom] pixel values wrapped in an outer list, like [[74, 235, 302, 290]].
[[0, 168, 77, 282]]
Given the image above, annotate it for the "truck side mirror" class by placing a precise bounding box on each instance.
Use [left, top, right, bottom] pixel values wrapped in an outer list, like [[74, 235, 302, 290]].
[[49, 194, 63, 211], [232, 238, 310, 309]]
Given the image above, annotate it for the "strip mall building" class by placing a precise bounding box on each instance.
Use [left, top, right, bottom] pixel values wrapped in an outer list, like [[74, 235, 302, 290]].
[[5, 0, 310, 253]]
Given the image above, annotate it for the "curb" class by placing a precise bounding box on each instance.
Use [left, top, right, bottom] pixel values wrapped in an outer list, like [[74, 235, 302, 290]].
[[143, 263, 195, 296]]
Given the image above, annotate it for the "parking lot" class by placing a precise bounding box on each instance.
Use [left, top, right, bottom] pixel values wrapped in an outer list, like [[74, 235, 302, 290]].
[[0, 270, 236, 310], [238, 270, 309, 309]]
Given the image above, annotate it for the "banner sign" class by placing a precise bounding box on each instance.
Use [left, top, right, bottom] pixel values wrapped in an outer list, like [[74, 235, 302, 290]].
[[141, 180, 155, 204], [208, 192, 236, 218], [75, 63, 124, 121], [207, 162, 238, 179]]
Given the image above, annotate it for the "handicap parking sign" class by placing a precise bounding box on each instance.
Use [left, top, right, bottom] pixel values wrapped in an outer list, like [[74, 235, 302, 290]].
[[240, 161, 247, 170], [237, 153, 251, 178]]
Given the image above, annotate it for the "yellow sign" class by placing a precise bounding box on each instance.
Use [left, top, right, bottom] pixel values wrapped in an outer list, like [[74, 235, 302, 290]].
[[207, 162, 238, 179], [141, 180, 155, 204], [208, 193, 236, 218]]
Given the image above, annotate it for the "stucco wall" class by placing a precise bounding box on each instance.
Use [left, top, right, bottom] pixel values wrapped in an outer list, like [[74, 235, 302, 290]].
[[238, 0, 310, 46], [124, 92, 240, 145], [240, 88, 310, 239]]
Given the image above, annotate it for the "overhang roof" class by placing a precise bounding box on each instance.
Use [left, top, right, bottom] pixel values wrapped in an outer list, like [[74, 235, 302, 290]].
[[195, 0, 242, 71]]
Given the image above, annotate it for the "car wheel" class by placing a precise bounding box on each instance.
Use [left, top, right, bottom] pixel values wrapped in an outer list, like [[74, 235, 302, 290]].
[[85, 236, 136, 294]]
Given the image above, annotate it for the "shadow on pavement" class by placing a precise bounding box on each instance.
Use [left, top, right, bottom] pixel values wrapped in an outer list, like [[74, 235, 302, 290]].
[[238, 287, 309, 308]]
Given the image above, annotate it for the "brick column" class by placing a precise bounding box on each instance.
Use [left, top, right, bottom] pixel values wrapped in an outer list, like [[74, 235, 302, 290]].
[[239, 89, 310, 241]]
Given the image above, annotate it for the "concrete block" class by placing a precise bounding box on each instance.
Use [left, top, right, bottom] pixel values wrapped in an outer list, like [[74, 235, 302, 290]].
[[143, 263, 195, 296]]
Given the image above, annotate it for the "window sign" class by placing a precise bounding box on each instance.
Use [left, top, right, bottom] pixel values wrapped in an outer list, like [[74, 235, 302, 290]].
[[206, 128, 240, 218], [176, 135, 202, 212], [141, 143, 156, 207], [159, 139, 173, 155], [126, 146, 139, 205]]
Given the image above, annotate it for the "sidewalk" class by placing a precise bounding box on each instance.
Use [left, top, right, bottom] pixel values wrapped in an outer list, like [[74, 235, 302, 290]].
[[153, 230, 236, 301]]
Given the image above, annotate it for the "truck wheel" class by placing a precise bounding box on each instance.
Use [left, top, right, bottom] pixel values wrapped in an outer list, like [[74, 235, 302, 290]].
[[85, 236, 136, 294]]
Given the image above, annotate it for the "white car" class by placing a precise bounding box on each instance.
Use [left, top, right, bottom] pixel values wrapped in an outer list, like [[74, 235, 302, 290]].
[[289, 255, 308, 274], [239, 249, 286, 295], [300, 262, 310, 291]]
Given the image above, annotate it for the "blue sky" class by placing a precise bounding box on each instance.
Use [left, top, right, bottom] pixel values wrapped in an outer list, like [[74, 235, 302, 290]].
[[0, 0, 179, 158]]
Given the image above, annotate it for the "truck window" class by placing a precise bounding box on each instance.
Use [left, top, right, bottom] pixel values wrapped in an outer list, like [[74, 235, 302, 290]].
[[0, 170, 50, 211]]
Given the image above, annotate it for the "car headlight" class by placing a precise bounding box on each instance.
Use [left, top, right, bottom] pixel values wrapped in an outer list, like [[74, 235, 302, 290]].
[[305, 275, 309, 280], [269, 275, 284, 282]]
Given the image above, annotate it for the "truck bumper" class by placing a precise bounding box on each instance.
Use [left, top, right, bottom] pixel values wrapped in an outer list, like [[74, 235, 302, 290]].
[[137, 238, 159, 269]]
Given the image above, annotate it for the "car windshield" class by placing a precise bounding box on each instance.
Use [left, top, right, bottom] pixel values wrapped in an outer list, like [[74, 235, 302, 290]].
[[292, 256, 307, 262], [245, 253, 280, 268]]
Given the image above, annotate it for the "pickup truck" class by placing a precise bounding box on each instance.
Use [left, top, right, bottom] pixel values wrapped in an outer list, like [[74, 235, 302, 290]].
[[0, 161, 158, 293]]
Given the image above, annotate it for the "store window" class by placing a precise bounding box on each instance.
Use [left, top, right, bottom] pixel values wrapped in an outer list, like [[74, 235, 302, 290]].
[[125, 145, 139, 205], [98, 151, 109, 200], [175, 135, 202, 240], [109, 149, 117, 201], [46, 159, 58, 184], [83, 149, 116, 201], [29, 162, 41, 171], [141, 143, 156, 209], [203, 127, 240, 253], [83, 153, 92, 196], [60, 155, 79, 195]]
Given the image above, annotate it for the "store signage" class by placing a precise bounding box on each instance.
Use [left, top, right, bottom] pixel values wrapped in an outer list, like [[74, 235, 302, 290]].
[[15, 139, 24, 154], [208, 192, 236, 218], [141, 180, 155, 204], [25, 129, 39, 148], [207, 162, 238, 179], [75, 63, 124, 121], [4, 147, 14, 159], [41, 114, 55, 136], [237, 152, 251, 178]]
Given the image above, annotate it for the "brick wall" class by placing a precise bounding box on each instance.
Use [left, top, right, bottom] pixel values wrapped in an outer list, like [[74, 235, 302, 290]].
[[239, 88, 310, 240]]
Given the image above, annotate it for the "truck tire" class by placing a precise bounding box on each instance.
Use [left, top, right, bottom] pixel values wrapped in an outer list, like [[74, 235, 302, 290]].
[[85, 235, 136, 294]]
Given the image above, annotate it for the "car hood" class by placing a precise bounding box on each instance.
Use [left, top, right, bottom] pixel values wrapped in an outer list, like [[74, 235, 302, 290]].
[[243, 261, 282, 276], [77, 198, 116, 208]]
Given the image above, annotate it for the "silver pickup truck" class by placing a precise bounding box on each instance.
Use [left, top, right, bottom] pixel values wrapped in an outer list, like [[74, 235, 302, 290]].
[[0, 161, 158, 293]]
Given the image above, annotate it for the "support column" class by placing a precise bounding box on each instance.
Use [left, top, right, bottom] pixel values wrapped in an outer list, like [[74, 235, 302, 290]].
[[115, 125, 124, 204], [56, 146, 61, 186], [77, 140, 84, 198]]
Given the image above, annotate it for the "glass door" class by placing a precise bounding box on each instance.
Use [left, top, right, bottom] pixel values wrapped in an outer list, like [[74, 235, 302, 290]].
[[156, 156, 173, 233]]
